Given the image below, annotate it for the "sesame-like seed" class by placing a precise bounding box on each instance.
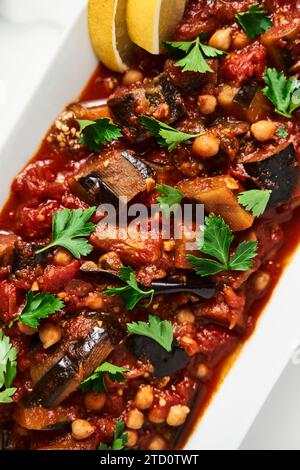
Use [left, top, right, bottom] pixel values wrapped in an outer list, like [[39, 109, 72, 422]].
[[62, 125, 69, 133], [103, 160, 110, 168], [60, 142, 66, 148], [57, 134, 63, 142], [47, 135, 53, 143], [71, 127, 76, 136], [76, 131, 81, 138], [56, 120, 62, 130]]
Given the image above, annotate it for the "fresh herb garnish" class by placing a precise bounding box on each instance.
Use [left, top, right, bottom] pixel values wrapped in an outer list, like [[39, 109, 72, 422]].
[[140, 116, 201, 151], [235, 4, 272, 39], [187, 215, 258, 277], [36, 207, 96, 259], [98, 420, 128, 451], [164, 36, 227, 73], [18, 291, 64, 329], [277, 124, 288, 138], [238, 189, 272, 217], [127, 315, 173, 352], [263, 68, 300, 118], [77, 118, 122, 152], [103, 267, 154, 310], [81, 362, 129, 393], [0, 331, 17, 403], [156, 184, 184, 212]]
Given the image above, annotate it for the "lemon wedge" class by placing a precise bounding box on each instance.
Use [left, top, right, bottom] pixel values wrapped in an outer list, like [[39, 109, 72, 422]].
[[88, 0, 135, 72], [126, 0, 187, 55]]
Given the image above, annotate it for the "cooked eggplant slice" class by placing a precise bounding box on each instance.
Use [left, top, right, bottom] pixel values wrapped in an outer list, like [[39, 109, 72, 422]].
[[22, 315, 124, 409], [70, 149, 154, 205], [261, 18, 300, 70], [12, 240, 45, 274], [233, 81, 259, 108], [14, 405, 78, 431], [126, 336, 189, 378], [218, 83, 270, 123], [177, 176, 254, 232], [108, 72, 185, 143], [80, 264, 216, 300], [151, 275, 216, 300], [242, 143, 300, 208]]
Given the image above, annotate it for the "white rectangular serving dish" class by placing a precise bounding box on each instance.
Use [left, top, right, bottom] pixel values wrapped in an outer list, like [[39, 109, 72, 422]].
[[0, 2, 299, 450]]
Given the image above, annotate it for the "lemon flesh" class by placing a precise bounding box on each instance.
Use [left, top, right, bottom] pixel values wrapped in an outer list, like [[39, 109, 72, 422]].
[[88, 0, 135, 72], [126, 0, 187, 55]]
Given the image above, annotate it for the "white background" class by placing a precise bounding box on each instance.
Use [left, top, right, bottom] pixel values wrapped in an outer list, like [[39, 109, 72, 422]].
[[0, 0, 300, 450]]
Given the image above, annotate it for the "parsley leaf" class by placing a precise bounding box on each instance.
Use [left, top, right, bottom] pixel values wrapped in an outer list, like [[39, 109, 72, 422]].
[[238, 189, 272, 217], [18, 291, 64, 329], [103, 267, 154, 310], [263, 68, 300, 118], [0, 331, 17, 404], [36, 207, 96, 259], [277, 124, 288, 138], [156, 184, 184, 212], [77, 118, 122, 152], [187, 215, 258, 277], [235, 4, 272, 39], [140, 116, 201, 151], [164, 37, 227, 74], [228, 241, 258, 271], [98, 420, 128, 451], [127, 315, 173, 352], [81, 362, 129, 394], [0, 388, 17, 404]]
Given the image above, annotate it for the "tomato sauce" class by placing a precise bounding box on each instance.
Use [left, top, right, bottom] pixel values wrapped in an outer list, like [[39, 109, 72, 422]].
[[0, 0, 300, 451]]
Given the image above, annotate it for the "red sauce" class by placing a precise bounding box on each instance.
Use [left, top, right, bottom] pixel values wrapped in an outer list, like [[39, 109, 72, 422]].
[[1, 0, 300, 451]]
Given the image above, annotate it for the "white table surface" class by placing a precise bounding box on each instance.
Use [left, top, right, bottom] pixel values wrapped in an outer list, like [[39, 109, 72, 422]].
[[0, 0, 299, 451]]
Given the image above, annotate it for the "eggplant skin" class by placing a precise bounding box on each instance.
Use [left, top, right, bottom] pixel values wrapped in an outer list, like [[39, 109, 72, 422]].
[[233, 81, 259, 108], [71, 149, 154, 206], [22, 316, 124, 409], [243, 143, 300, 207], [12, 240, 45, 273], [126, 336, 189, 378], [151, 275, 216, 300]]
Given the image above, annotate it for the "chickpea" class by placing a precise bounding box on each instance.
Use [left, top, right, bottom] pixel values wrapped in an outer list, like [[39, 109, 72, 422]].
[[54, 248, 72, 266], [252, 271, 271, 293], [192, 134, 220, 159], [18, 321, 37, 336], [122, 69, 144, 86], [134, 385, 154, 410], [197, 94, 217, 115], [148, 436, 166, 450], [166, 405, 190, 427], [177, 308, 195, 324], [126, 430, 138, 448], [39, 323, 62, 349], [209, 28, 232, 51], [217, 85, 238, 107], [85, 293, 103, 310], [126, 409, 144, 430], [251, 120, 276, 142], [148, 407, 166, 424], [232, 31, 251, 49], [196, 363, 210, 380], [71, 419, 95, 440], [84, 391, 106, 412]]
